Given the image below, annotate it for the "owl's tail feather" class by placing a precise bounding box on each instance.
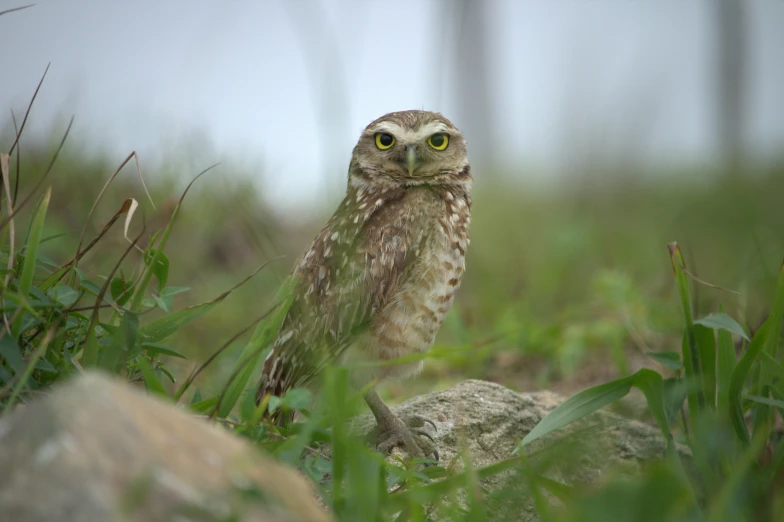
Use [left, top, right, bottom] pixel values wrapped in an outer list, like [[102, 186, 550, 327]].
[[257, 364, 296, 427]]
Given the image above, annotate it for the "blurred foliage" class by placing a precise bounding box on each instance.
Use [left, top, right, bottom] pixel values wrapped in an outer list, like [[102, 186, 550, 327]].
[[4, 130, 784, 401]]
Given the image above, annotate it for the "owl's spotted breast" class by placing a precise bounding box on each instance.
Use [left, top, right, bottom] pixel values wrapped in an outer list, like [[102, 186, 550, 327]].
[[363, 185, 471, 380], [258, 176, 471, 399]]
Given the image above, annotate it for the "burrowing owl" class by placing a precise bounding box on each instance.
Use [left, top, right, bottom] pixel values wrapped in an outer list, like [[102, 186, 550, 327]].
[[257, 110, 471, 458]]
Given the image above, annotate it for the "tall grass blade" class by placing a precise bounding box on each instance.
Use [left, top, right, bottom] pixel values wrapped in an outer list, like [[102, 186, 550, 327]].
[[325, 366, 351, 514], [752, 260, 784, 439], [141, 300, 220, 343], [216, 275, 297, 418], [695, 324, 717, 410], [716, 318, 737, 412], [706, 425, 770, 520], [669, 242, 702, 427], [728, 320, 769, 445], [11, 187, 51, 339], [757, 352, 784, 397]]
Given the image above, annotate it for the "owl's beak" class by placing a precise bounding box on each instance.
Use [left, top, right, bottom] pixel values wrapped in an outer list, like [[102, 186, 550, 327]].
[[404, 145, 420, 176]]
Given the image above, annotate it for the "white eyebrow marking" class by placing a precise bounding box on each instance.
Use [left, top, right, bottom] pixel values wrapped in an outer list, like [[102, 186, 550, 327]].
[[367, 121, 452, 143]]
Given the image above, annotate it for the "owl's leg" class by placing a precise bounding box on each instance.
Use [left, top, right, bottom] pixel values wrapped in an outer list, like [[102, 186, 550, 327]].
[[364, 389, 438, 462]]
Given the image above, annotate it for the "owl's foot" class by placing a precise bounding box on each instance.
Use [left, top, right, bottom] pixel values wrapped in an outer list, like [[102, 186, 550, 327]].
[[374, 413, 439, 462], [364, 390, 439, 462]]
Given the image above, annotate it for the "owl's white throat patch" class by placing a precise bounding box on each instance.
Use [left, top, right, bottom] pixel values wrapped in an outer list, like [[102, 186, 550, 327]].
[[370, 121, 452, 144]]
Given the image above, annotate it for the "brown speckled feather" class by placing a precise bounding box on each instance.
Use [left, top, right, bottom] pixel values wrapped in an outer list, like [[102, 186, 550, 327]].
[[258, 184, 408, 399]]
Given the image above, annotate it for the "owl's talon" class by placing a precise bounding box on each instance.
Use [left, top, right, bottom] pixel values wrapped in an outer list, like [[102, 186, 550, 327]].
[[369, 414, 439, 463], [412, 428, 436, 444], [364, 392, 440, 464], [402, 414, 438, 433]]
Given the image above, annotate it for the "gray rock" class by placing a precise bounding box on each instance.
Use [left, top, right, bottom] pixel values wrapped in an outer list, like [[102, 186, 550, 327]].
[[350, 379, 692, 521], [0, 372, 330, 522]]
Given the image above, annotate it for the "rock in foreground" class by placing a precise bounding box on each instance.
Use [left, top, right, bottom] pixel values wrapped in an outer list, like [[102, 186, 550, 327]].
[[0, 372, 329, 522]]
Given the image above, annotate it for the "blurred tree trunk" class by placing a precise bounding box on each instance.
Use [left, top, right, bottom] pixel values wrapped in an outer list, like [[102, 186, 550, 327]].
[[714, 0, 747, 178], [451, 0, 494, 174]]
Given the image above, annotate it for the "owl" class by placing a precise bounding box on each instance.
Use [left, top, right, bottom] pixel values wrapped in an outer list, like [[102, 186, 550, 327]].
[[257, 110, 471, 459]]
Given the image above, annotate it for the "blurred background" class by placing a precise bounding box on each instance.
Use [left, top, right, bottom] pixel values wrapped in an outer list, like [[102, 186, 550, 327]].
[[2, 0, 783, 408]]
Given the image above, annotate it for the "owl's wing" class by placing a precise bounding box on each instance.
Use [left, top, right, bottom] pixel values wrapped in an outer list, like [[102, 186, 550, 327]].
[[258, 186, 412, 407]]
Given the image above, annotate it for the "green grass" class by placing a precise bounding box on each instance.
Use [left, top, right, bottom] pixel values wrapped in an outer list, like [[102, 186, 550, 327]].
[[2, 127, 783, 520]]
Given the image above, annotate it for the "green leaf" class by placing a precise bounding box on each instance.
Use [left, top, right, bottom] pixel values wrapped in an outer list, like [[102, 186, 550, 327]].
[[239, 387, 261, 422], [190, 387, 203, 405], [694, 312, 750, 341], [662, 377, 690, 424], [152, 293, 173, 313], [97, 312, 139, 371], [161, 286, 190, 297], [39, 265, 70, 292], [267, 395, 282, 414], [521, 369, 670, 447], [12, 187, 51, 338], [136, 357, 168, 397], [80, 329, 100, 367], [0, 367, 13, 385], [144, 249, 170, 293], [744, 394, 784, 409], [47, 285, 80, 308], [0, 335, 24, 374], [281, 388, 312, 411], [79, 278, 103, 297], [631, 370, 672, 438], [140, 301, 218, 343], [110, 276, 135, 306], [36, 253, 60, 269], [34, 359, 57, 373], [142, 343, 187, 359], [159, 366, 176, 384], [646, 351, 683, 371], [189, 396, 218, 414], [521, 377, 630, 445]]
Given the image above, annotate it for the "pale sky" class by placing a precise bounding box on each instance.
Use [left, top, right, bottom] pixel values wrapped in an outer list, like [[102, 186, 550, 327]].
[[2, 1, 783, 212]]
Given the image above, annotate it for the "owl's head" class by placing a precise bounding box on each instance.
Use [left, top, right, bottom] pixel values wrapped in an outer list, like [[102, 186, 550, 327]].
[[349, 110, 470, 189]]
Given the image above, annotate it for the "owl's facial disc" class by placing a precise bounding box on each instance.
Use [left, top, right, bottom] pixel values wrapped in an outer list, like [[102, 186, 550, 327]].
[[357, 113, 468, 185]]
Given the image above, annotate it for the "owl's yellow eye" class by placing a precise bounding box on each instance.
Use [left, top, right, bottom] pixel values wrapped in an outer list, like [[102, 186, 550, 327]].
[[427, 133, 449, 151], [375, 133, 395, 150]]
